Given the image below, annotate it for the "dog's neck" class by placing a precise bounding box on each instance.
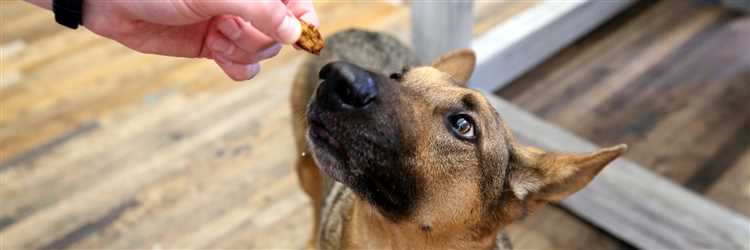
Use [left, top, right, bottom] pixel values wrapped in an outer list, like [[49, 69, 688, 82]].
[[340, 197, 502, 249]]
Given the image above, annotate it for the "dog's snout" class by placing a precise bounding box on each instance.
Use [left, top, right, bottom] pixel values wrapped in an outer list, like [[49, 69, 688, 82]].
[[319, 61, 378, 108]]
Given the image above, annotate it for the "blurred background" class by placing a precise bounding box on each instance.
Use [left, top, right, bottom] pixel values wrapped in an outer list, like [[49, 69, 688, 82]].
[[1, 0, 748, 249]]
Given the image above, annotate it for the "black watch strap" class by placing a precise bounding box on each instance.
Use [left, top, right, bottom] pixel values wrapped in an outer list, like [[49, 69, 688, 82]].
[[53, 0, 83, 29]]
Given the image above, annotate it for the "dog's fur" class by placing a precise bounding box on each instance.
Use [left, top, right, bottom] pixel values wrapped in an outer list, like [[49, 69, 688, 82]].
[[290, 29, 626, 249]]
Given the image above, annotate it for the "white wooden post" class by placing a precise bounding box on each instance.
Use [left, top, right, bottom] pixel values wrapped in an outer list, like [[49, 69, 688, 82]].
[[411, 1, 474, 63], [470, 0, 634, 91]]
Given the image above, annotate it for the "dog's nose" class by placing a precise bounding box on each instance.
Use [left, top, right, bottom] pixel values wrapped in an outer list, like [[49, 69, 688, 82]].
[[319, 61, 377, 108]]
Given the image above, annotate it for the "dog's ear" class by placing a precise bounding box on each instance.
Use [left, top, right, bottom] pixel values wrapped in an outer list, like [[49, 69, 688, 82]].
[[431, 49, 476, 86], [507, 144, 627, 203]]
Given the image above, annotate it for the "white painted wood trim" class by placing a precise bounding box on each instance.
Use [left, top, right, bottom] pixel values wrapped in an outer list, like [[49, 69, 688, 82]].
[[470, 0, 635, 91], [411, 1, 474, 63], [485, 94, 750, 250]]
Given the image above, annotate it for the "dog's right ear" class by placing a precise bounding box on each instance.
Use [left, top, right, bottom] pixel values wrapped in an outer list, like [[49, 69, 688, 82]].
[[500, 143, 626, 221], [431, 49, 476, 86]]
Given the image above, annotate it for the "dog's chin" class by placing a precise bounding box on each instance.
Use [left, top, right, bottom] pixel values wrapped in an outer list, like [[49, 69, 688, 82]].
[[307, 124, 353, 184]]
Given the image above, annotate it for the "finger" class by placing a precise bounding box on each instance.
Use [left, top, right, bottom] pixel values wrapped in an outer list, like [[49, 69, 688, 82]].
[[207, 34, 255, 64], [215, 56, 261, 81], [285, 0, 319, 27], [207, 25, 283, 64], [188, 0, 301, 44], [209, 36, 283, 65], [250, 43, 283, 62], [216, 16, 276, 54]]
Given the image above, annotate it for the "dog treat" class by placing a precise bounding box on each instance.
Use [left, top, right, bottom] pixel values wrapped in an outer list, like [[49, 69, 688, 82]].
[[295, 19, 324, 55]]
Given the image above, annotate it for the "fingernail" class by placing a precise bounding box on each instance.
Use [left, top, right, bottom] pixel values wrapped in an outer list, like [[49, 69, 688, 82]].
[[300, 12, 319, 27], [210, 37, 232, 54], [218, 18, 242, 41], [259, 43, 282, 57], [248, 63, 261, 78], [275, 15, 301, 44]]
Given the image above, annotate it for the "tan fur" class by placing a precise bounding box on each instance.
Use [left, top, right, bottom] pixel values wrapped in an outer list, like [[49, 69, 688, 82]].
[[291, 63, 326, 249], [291, 48, 626, 249]]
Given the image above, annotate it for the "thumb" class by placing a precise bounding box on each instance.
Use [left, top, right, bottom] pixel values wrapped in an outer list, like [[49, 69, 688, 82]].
[[188, 1, 301, 44]]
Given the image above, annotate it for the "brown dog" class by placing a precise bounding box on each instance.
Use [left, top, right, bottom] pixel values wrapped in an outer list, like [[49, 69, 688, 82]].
[[290, 29, 626, 249]]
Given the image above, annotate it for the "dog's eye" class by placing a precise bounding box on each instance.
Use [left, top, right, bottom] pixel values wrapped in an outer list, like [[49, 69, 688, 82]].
[[449, 114, 475, 139]]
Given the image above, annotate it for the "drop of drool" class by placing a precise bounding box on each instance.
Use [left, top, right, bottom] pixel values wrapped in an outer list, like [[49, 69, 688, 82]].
[[301, 152, 307, 157]]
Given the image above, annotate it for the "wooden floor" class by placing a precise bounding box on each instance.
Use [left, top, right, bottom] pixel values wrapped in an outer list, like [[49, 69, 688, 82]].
[[500, 0, 750, 248], [3, 0, 747, 249], [0, 1, 568, 249]]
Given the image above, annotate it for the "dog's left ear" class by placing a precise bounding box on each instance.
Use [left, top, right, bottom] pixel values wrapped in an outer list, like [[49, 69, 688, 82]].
[[507, 144, 627, 203], [431, 49, 476, 86]]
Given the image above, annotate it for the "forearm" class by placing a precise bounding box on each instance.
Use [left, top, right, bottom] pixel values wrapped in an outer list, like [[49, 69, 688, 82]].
[[26, 0, 53, 10]]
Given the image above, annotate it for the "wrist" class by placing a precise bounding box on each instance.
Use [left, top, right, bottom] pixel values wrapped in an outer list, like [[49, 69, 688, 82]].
[[26, 0, 53, 10]]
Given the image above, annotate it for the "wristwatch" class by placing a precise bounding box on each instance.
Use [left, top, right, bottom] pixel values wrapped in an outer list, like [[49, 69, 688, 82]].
[[53, 0, 83, 29]]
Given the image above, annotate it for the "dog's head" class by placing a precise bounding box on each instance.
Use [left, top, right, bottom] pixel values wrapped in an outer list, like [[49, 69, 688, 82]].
[[307, 49, 625, 242]]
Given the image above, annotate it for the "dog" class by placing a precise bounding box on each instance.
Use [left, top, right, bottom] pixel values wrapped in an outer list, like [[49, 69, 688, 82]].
[[290, 29, 626, 249]]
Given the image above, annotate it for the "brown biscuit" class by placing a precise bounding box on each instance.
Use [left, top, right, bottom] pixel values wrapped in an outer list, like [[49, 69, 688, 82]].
[[295, 20, 324, 55]]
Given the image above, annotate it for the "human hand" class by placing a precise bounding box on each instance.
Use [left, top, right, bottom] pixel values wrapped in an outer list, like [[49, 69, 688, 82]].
[[30, 0, 319, 81]]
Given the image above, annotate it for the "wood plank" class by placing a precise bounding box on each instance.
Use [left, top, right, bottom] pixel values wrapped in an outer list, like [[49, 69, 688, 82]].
[[706, 150, 750, 216], [0, 57, 304, 249], [470, 0, 634, 91], [485, 95, 750, 250], [0, 1, 38, 20], [547, 5, 724, 131], [505, 206, 630, 250], [498, 0, 750, 220], [0, 4, 64, 44]]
